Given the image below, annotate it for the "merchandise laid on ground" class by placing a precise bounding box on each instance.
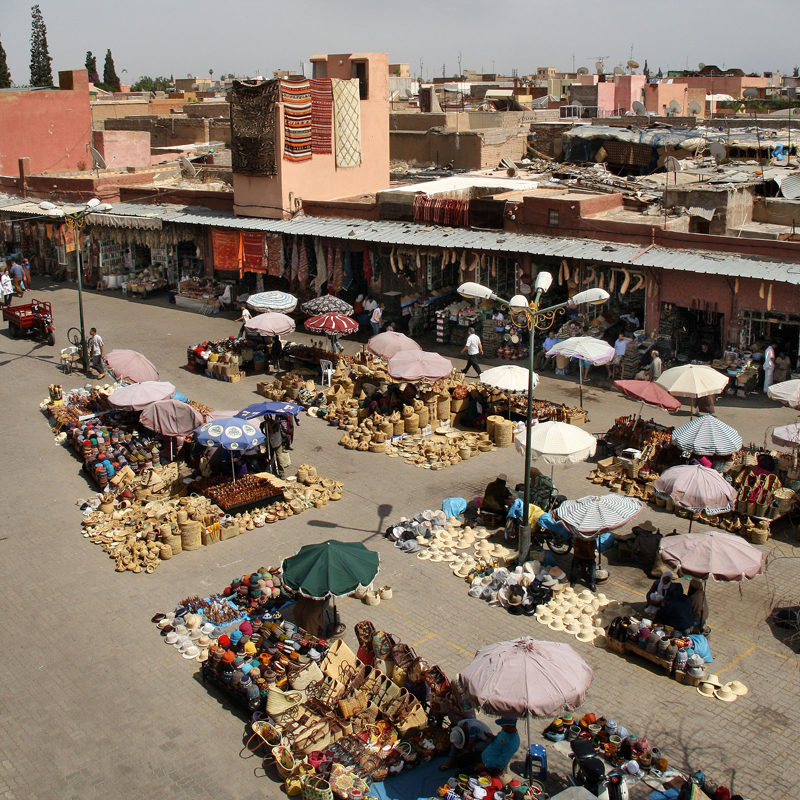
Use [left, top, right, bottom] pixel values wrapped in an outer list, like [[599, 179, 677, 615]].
[[175, 278, 229, 314], [125, 265, 169, 298], [187, 337, 273, 382]]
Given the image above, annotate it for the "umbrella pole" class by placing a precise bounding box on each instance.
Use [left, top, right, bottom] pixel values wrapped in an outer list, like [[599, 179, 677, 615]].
[[688, 516, 693, 533], [524, 714, 531, 777], [232, 454, 236, 484], [579, 365, 584, 409]]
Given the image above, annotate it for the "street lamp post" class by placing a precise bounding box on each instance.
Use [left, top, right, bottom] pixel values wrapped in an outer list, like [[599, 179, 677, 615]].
[[39, 199, 113, 371], [458, 276, 609, 563]]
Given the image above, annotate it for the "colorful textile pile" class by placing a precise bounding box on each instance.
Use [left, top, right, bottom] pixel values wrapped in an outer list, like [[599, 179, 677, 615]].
[[280, 78, 312, 163], [310, 78, 334, 154], [331, 78, 362, 168], [413, 195, 470, 227], [230, 79, 279, 176]]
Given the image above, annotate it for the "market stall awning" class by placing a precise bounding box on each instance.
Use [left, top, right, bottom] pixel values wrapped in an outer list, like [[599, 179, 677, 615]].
[[614, 380, 681, 412], [480, 364, 538, 393], [244, 312, 295, 336], [547, 336, 615, 365], [671, 415, 742, 456], [768, 379, 800, 408], [659, 531, 763, 581], [194, 418, 265, 450], [772, 423, 800, 448], [657, 364, 728, 399], [304, 312, 359, 336], [108, 381, 176, 410], [246, 291, 298, 313], [515, 421, 597, 465], [555, 494, 643, 539], [301, 295, 354, 316], [235, 401, 303, 420], [652, 464, 737, 515], [140, 399, 204, 438], [366, 331, 421, 360], [387, 350, 453, 382], [281, 540, 380, 599], [105, 349, 159, 384]]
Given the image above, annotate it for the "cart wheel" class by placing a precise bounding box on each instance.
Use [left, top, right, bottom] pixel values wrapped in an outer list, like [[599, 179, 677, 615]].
[[9, 323, 18, 339], [47, 331, 55, 346], [549, 534, 572, 555]]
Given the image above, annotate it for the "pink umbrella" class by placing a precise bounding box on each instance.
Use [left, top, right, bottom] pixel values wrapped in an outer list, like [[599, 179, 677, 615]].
[[772, 423, 800, 448], [105, 349, 159, 383], [304, 312, 359, 336], [108, 381, 176, 411], [139, 399, 204, 438], [653, 464, 738, 531], [387, 350, 453, 382], [459, 637, 593, 718], [659, 531, 763, 581], [367, 331, 422, 360], [614, 380, 681, 412], [244, 312, 296, 336]]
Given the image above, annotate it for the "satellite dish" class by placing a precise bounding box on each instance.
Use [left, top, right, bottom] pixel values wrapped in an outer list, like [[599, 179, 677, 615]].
[[404, 88, 413, 98], [595, 61, 605, 75], [665, 156, 682, 173], [743, 88, 759, 99], [627, 60, 640, 69], [709, 142, 726, 163], [577, 66, 589, 75], [689, 100, 702, 115], [632, 100, 646, 115], [699, 63, 706, 71], [613, 66, 624, 76], [180, 156, 198, 177], [669, 100, 682, 114], [90, 147, 107, 170]]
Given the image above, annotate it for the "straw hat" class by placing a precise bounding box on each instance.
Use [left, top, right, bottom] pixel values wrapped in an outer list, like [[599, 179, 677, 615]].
[[473, 526, 491, 539], [447, 516, 463, 527], [550, 566, 567, 582], [576, 629, 596, 643], [552, 605, 567, 618], [548, 618, 566, 631], [696, 682, 715, 698], [593, 633, 608, 648], [536, 610, 554, 624], [565, 621, 582, 635], [454, 563, 476, 578], [704, 674, 722, 687], [714, 687, 737, 703], [725, 680, 749, 696], [523, 560, 542, 575], [417, 550, 432, 561], [429, 553, 443, 562], [578, 589, 594, 603], [595, 593, 609, 606]]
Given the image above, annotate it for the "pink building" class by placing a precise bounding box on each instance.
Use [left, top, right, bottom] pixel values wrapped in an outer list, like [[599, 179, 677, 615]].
[[233, 53, 390, 219], [613, 74, 646, 114], [0, 70, 92, 175], [645, 82, 690, 116]]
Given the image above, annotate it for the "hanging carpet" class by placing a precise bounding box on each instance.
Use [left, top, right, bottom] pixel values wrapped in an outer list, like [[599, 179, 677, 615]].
[[211, 229, 240, 271], [310, 78, 333, 154], [413, 195, 470, 227], [266, 234, 283, 277], [331, 78, 362, 168], [280, 78, 312, 162], [230, 79, 279, 176], [241, 232, 267, 272]]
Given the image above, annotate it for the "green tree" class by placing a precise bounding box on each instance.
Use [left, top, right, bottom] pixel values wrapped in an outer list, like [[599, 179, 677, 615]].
[[85, 51, 99, 83], [0, 34, 12, 88], [29, 4, 53, 87], [103, 49, 120, 92], [131, 75, 172, 92]]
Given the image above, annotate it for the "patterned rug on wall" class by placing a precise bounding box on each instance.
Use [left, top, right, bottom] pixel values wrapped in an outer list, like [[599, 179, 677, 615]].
[[310, 78, 334, 155], [229, 79, 279, 176], [281, 78, 312, 162], [331, 78, 362, 169]]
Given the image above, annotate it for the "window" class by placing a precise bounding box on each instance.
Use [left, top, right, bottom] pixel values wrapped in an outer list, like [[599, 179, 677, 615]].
[[548, 209, 559, 227], [352, 61, 368, 100]]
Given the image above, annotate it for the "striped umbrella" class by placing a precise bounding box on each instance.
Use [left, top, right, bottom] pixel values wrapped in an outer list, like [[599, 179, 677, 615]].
[[301, 295, 354, 316], [246, 291, 298, 313], [772, 423, 800, 448], [653, 464, 738, 531], [555, 495, 643, 540], [671, 415, 742, 456], [768, 379, 800, 408], [304, 312, 359, 336]]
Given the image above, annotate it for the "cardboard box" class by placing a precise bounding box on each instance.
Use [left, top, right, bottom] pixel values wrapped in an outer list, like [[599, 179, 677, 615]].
[[598, 456, 623, 475], [230, 373, 241, 383]]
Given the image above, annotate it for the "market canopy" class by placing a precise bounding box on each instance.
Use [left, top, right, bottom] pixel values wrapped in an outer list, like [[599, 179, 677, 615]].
[[768, 379, 800, 408], [246, 291, 298, 313], [614, 380, 681, 412], [367, 331, 421, 360], [108, 381, 176, 410], [515, 421, 597, 465], [304, 312, 359, 336], [653, 464, 737, 515], [657, 364, 728, 398], [387, 350, 453, 382], [458, 637, 593, 718], [244, 312, 296, 336], [281, 540, 380, 599], [772, 423, 800, 448], [194, 418, 265, 451], [105, 349, 159, 383], [659, 531, 763, 582], [139, 398, 204, 438], [547, 336, 615, 365], [235, 401, 303, 421], [301, 295, 354, 316], [671, 415, 742, 456], [556, 494, 643, 539], [480, 364, 539, 393]]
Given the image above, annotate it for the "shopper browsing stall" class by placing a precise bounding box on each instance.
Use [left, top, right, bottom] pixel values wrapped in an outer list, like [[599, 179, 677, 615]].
[[438, 718, 493, 771], [470, 718, 520, 777]]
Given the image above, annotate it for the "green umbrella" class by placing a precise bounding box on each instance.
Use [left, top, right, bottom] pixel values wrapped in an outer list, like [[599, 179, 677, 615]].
[[281, 540, 380, 599]]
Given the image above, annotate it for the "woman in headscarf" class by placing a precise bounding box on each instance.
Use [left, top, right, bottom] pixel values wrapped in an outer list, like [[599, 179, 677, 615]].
[[645, 570, 674, 615], [654, 581, 696, 633], [688, 577, 710, 632]]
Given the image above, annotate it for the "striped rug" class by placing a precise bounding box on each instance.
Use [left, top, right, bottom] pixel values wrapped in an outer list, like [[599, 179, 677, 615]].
[[280, 78, 312, 162], [310, 78, 333, 154]]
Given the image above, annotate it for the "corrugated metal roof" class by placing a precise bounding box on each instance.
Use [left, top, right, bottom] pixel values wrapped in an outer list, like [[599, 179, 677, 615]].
[[688, 206, 716, 221]]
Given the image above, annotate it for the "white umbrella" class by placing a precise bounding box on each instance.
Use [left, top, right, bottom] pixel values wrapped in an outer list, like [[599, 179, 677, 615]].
[[768, 379, 800, 408], [244, 312, 296, 336], [547, 336, 615, 408], [772, 423, 800, 448], [657, 365, 728, 413], [671, 415, 742, 456], [480, 365, 539, 416], [515, 420, 596, 479]]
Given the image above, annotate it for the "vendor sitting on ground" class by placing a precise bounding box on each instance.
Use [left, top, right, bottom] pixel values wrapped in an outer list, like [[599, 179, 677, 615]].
[[645, 571, 674, 615], [482, 473, 513, 515], [438, 718, 494, 772], [688, 577, 710, 634], [654, 581, 695, 633], [468, 718, 520, 778]]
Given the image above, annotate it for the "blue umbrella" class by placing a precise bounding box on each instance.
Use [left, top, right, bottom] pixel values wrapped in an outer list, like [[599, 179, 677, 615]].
[[194, 418, 265, 482], [235, 401, 303, 421]]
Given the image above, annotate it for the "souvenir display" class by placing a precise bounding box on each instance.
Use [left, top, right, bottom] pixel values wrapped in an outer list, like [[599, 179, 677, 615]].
[[187, 337, 267, 381], [188, 474, 284, 511]]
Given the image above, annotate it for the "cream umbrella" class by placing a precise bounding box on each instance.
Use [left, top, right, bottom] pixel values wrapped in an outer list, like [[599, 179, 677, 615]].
[[547, 336, 615, 408], [657, 364, 728, 413], [768, 379, 800, 408], [515, 420, 597, 479], [480, 365, 539, 416]]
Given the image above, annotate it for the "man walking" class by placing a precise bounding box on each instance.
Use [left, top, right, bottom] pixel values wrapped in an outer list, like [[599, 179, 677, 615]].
[[461, 327, 483, 377], [87, 327, 105, 376], [235, 304, 251, 338], [370, 303, 384, 336], [9, 260, 24, 296]]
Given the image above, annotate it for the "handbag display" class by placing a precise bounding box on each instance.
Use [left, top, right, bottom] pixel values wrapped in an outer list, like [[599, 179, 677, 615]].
[[300, 774, 334, 800], [289, 660, 324, 691]]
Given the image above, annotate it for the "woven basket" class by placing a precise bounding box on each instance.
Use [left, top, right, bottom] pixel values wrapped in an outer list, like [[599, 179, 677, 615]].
[[393, 420, 405, 436], [436, 395, 450, 421], [289, 660, 324, 691], [159, 544, 173, 560], [751, 525, 769, 544], [380, 421, 394, 437], [180, 520, 202, 551], [486, 415, 503, 440], [369, 442, 386, 453], [458, 446, 471, 460], [404, 413, 420, 434], [267, 686, 304, 717], [162, 527, 182, 554], [417, 406, 429, 428], [494, 420, 514, 448]]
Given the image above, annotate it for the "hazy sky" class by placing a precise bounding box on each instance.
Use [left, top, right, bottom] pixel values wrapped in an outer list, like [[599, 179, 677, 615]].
[[1, 0, 796, 84]]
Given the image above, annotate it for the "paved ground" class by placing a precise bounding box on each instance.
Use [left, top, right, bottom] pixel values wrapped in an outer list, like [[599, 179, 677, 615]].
[[1, 281, 798, 800]]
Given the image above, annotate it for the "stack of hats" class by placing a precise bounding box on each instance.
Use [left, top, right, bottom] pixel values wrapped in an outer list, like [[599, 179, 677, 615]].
[[535, 586, 610, 644], [467, 563, 555, 616]]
